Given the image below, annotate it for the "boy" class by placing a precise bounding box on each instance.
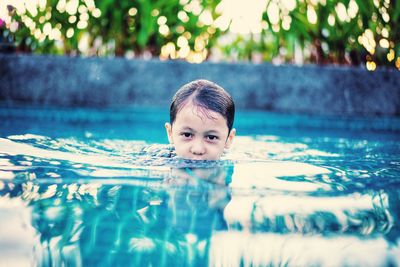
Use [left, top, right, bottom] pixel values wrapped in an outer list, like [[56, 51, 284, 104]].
[[165, 79, 236, 160]]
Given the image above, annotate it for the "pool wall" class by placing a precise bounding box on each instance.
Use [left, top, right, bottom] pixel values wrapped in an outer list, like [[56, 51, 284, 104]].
[[0, 54, 399, 116]]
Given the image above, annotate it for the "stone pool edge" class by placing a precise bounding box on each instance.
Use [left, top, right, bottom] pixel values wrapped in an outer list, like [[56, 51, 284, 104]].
[[0, 54, 399, 117]]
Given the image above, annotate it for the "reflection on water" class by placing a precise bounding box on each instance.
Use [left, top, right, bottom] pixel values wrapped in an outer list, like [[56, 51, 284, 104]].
[[0, 134, 400, 266], [1, 169, 231, 266]]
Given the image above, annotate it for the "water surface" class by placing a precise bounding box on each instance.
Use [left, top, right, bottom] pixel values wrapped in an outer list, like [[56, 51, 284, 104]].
[[0, 106, 399, 266]]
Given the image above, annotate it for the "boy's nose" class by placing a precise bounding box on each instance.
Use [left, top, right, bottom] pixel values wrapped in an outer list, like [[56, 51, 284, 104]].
[[190, 140, 206, 155]]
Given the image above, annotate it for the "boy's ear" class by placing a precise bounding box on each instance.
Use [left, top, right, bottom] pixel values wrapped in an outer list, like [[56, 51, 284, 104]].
[[165, 122, 174, 144], [224, 128, 236, 149]]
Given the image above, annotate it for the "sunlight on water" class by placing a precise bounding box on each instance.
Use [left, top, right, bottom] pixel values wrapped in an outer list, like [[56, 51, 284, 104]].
[[0, 128, 400, 266], [210, 232, 400, 267], [0, 197, 36, 267]]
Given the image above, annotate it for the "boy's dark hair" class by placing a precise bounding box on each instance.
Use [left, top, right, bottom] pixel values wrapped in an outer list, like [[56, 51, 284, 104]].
[[170, 79, 235, 132]]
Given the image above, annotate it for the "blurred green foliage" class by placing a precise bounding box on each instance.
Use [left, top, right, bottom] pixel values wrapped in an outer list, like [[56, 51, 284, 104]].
[[0, 0, 399, 69]]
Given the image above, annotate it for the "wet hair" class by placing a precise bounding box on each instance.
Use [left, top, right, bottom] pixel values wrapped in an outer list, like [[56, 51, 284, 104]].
[[169, 79, 235, 132]]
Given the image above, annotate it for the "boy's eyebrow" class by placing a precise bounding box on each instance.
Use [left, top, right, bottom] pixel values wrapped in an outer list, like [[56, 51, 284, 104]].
[[204, 130, 221, 135], [180, 127, 196, 132], [179, 127, 221, 135]]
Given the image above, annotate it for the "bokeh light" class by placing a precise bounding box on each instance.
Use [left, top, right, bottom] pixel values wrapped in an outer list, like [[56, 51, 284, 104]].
[[0, 0, 398, 68]]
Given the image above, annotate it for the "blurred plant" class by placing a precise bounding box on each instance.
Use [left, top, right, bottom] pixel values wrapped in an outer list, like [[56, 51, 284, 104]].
[[0, 0, 222, 62], [0, 0, 399, 69], [87, 0, 222, 62], [217, 0, 400, 70]]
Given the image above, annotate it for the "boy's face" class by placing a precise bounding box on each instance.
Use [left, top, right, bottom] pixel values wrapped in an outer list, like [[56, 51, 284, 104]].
[[165, 101, 235, 160]]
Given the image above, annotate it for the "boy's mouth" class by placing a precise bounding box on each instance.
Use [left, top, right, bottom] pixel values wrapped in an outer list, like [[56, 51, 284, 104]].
[[188, 156, 206, 161]]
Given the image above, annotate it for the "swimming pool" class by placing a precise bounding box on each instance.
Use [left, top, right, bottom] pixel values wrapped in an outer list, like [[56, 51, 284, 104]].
[[1, 106, 399, 266]]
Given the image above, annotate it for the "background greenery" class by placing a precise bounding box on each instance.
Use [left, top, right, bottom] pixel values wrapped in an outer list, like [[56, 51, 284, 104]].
[[1, 0, 399, 70]]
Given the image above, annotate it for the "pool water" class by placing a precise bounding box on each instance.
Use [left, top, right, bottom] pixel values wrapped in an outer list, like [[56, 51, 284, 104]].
[[1, 106, 400, 266]]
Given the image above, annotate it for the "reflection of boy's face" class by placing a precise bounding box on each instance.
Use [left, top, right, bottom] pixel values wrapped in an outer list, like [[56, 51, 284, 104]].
[[165, 101, 235, 160], [170, 167, 227, 185], [168, 167, 232, 209]]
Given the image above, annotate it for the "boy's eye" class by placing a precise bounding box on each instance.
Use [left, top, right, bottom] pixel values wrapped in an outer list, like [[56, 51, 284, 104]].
[[206, 135, 219, 141], [181, 132, 193, 138]]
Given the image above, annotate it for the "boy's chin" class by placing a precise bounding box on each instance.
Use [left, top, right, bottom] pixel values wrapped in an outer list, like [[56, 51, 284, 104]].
[[178, 155, 219, 161]]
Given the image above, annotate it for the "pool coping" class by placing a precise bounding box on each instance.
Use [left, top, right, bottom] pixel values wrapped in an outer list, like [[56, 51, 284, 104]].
[[1, 54, 399, 117]]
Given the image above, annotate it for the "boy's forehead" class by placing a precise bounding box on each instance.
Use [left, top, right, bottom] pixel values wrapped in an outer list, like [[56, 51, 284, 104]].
[[177, 101, 219, 121], [174, 102, 229, 131]]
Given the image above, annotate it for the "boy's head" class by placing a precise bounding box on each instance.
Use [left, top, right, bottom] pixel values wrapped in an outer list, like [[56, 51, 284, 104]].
[[165, 79, 236, 160]]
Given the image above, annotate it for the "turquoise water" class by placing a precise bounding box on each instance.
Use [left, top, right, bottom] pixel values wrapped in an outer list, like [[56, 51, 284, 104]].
[[0, 106, 400, 266]]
